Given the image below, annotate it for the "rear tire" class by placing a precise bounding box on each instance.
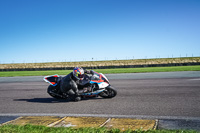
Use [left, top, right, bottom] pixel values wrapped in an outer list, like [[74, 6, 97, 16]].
[[99, 86, 117, 98], [47, 85, 65, 99]]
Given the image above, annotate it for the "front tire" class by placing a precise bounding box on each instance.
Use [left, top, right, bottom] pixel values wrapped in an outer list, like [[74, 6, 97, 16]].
[[99, 86, 117, 98]]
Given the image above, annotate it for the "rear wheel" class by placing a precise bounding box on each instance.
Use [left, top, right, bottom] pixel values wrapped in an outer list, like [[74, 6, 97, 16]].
[[47, 85, 65, 99], [99, 86, 117, 98]]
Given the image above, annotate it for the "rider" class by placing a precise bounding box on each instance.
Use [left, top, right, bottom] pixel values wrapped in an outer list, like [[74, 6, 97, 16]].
[[60, 67, 94, 102]]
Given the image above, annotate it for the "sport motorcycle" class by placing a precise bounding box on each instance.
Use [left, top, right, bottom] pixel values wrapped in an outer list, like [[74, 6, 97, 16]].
[[43, 71, 117, 100]]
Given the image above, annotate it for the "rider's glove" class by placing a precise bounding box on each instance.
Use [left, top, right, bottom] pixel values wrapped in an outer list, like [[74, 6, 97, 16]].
[[90, 70, 94, 75], [85, 70, 94, 75]]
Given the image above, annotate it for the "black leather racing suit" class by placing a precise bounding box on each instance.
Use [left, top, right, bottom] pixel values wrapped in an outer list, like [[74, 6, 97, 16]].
[[60, 70, 94, 99]]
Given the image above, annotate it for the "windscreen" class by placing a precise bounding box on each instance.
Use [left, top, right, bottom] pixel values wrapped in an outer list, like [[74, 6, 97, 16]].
[[91, 72, 100, 80]]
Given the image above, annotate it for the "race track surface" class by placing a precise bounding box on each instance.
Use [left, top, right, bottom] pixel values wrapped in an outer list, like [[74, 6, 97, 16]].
[[0, 71, 200, 119]]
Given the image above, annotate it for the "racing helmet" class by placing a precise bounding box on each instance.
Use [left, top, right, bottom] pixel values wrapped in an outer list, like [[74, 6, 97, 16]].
[[73, 67, 84, 80]]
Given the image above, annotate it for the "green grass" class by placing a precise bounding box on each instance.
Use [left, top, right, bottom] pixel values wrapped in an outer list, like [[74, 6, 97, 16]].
[[0, 65, 200, 77], [0, 124, 198, 133]]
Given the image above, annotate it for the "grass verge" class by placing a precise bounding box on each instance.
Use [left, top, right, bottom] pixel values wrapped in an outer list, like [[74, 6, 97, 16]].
[[0, 65, 200, 77], [0, 124, 198, 133]]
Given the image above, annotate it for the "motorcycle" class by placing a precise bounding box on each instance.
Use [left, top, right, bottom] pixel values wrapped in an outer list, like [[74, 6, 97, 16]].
[[43, 71, 117, 100]]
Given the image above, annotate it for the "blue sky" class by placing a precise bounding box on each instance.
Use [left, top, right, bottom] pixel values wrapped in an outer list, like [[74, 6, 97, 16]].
[[0, 0, 200, 64]]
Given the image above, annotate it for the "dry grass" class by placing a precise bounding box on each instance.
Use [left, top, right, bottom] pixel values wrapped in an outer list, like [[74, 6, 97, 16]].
[[0, 57, 200, 70]]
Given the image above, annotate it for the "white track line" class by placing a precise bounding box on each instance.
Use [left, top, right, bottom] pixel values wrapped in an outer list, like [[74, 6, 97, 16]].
[[189, 78, 200, 80], [0, 113, 200, 120]]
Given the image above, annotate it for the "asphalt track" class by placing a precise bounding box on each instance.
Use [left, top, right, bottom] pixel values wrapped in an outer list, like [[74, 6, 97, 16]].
[[0, 71, 200, 130]]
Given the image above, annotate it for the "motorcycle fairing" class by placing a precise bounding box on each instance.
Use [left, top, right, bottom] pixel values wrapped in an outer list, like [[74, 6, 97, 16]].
[[90, 81, 109, 88], [99, 73, 109, 83], [98, 82, 109, 88], [90, 72, 110, 89], [43, 74, 59, 86], [81, 89, 105, 96]]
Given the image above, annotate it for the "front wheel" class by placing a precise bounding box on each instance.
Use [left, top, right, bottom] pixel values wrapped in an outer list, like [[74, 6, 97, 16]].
[[99, 86, 117, 98]]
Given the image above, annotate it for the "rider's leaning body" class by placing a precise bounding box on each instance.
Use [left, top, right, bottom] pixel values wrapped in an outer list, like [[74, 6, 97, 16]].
[[60, 67, 94, 101]]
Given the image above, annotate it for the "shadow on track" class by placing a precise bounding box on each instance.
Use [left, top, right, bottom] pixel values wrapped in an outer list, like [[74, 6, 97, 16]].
[[14, 98, 68, 103], [14, 97, 102, 103]]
